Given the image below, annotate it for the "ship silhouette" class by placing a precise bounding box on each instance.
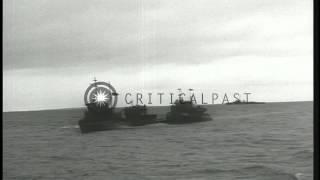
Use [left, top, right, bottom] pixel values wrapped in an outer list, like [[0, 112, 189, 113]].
[[78, 79, 158, 133], [226, 99, 266, 105], [123, 105, 158, 126], [78, 101, 124, 133], [79, 80, 212, 133], [79, 104, 159, 133], [163, 92, 212, 124]]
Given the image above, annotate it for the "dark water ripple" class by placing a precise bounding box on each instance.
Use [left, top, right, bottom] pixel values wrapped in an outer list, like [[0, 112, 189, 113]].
[[3, 102, 313, 180]]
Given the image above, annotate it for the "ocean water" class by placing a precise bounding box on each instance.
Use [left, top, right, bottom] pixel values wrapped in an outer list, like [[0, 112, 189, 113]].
[[3, 102, 313, 180]]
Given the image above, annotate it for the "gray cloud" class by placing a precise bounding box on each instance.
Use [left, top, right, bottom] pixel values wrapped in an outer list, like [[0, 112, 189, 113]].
[[4, 0, 311, 71]]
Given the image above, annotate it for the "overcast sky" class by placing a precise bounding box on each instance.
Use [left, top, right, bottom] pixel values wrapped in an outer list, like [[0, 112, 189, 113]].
[[3, 0, 313, 111]]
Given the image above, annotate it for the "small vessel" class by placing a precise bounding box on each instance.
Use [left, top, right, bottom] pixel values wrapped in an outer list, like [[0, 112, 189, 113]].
[[79, 78, 160, 133], [226, 99, 266, 105], [78, 78, 123, 133], [123, 105, 158, 126], [78, 102, 124, 133], [164, 93, 212, 124]]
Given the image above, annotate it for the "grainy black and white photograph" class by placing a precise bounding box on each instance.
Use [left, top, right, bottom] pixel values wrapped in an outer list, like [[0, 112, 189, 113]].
[[3, 0, 314, 179]]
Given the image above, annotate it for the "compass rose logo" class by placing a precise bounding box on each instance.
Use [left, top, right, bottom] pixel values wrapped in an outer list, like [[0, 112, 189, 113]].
[[84, 79, 118, 108]]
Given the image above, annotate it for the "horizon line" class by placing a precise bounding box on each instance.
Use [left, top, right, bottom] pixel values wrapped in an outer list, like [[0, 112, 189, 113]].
[[2, 100, 313, 113]]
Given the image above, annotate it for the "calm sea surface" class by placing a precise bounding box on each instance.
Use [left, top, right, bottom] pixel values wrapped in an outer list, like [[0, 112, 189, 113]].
[[3, 102, 313, 180]]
